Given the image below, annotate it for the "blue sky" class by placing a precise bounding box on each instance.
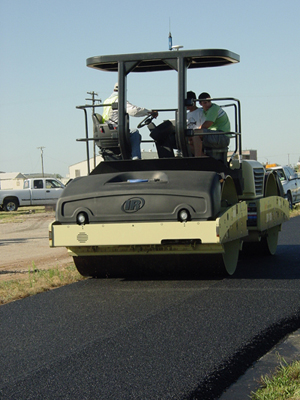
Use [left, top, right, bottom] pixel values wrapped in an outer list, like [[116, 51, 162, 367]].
[[1, 0, 299, 177]]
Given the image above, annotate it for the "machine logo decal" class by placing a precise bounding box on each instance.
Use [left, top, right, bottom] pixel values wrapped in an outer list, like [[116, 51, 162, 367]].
[[122, 197, 145, 213]]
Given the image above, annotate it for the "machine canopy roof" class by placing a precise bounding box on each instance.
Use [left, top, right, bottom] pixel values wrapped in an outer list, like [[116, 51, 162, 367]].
[[86, 49, 240, 73]]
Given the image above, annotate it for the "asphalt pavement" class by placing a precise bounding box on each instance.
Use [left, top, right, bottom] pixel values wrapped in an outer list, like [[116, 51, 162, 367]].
[[219, 215, 300, 399], [0, 216, 300, 400]]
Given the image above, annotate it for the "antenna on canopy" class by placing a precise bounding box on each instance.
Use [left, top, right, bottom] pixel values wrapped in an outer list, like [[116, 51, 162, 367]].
[[168, 19, 183, 51], [168, 18, 172, 50]]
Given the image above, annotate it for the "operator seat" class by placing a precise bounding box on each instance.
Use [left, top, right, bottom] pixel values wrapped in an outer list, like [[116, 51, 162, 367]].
[[203, 132, 232, 165], [92, 113, 121, 160], [203, 146, 228, 165]]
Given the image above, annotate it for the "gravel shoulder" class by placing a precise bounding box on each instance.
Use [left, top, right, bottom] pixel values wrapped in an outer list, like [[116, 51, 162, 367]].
[[0, 211, 73, 281]]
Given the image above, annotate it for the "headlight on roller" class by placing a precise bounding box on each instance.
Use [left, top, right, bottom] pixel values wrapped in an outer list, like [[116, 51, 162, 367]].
[[178, 209, 190, 222], [77, 212, 88, 225]]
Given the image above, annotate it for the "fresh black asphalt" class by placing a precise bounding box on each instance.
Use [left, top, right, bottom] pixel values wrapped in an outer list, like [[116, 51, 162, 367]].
[[0, 216, 300, 399]]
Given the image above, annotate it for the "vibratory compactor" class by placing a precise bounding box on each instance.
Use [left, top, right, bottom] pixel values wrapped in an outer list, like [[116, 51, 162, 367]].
[[49, 49, 289, 277]]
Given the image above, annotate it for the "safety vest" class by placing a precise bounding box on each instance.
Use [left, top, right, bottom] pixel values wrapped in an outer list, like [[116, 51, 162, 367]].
[[102, 94, 118, 123]]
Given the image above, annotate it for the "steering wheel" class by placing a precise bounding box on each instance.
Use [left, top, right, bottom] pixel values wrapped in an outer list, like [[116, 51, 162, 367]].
[[137, 115, 155, 129]]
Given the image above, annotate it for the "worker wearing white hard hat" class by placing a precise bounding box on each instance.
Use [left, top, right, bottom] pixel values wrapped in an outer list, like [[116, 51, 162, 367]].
[[102, 83, 158, 159]]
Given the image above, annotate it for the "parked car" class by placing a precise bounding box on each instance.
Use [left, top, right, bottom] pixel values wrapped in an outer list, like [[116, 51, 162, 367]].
[[0, 178, 65, 211], [266, 165, 300, 208]]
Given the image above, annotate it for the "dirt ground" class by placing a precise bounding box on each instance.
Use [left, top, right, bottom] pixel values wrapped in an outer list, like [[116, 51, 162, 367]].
[[0, 211, 73, 282]]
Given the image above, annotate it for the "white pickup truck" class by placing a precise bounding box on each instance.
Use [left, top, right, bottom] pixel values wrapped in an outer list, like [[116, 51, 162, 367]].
[[0, 178, 65, 211], [266, 165, 300, 209]]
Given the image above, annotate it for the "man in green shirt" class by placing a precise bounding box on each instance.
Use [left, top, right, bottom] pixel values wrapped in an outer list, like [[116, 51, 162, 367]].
[[196, 92, 230, 155]]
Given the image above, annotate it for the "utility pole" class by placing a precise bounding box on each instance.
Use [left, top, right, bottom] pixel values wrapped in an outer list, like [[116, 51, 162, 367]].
[[86, 91, 101, 112], [86, 91, 102, 169], [37, 146, 45, 177]]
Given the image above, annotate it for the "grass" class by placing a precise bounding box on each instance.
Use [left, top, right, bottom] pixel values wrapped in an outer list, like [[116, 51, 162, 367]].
[[290, 204, 300, 218], [0, 263, 86, 305], [0, 206, 84, 305], [0, 206, 49, 223], [251, 357, 300, 400]]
